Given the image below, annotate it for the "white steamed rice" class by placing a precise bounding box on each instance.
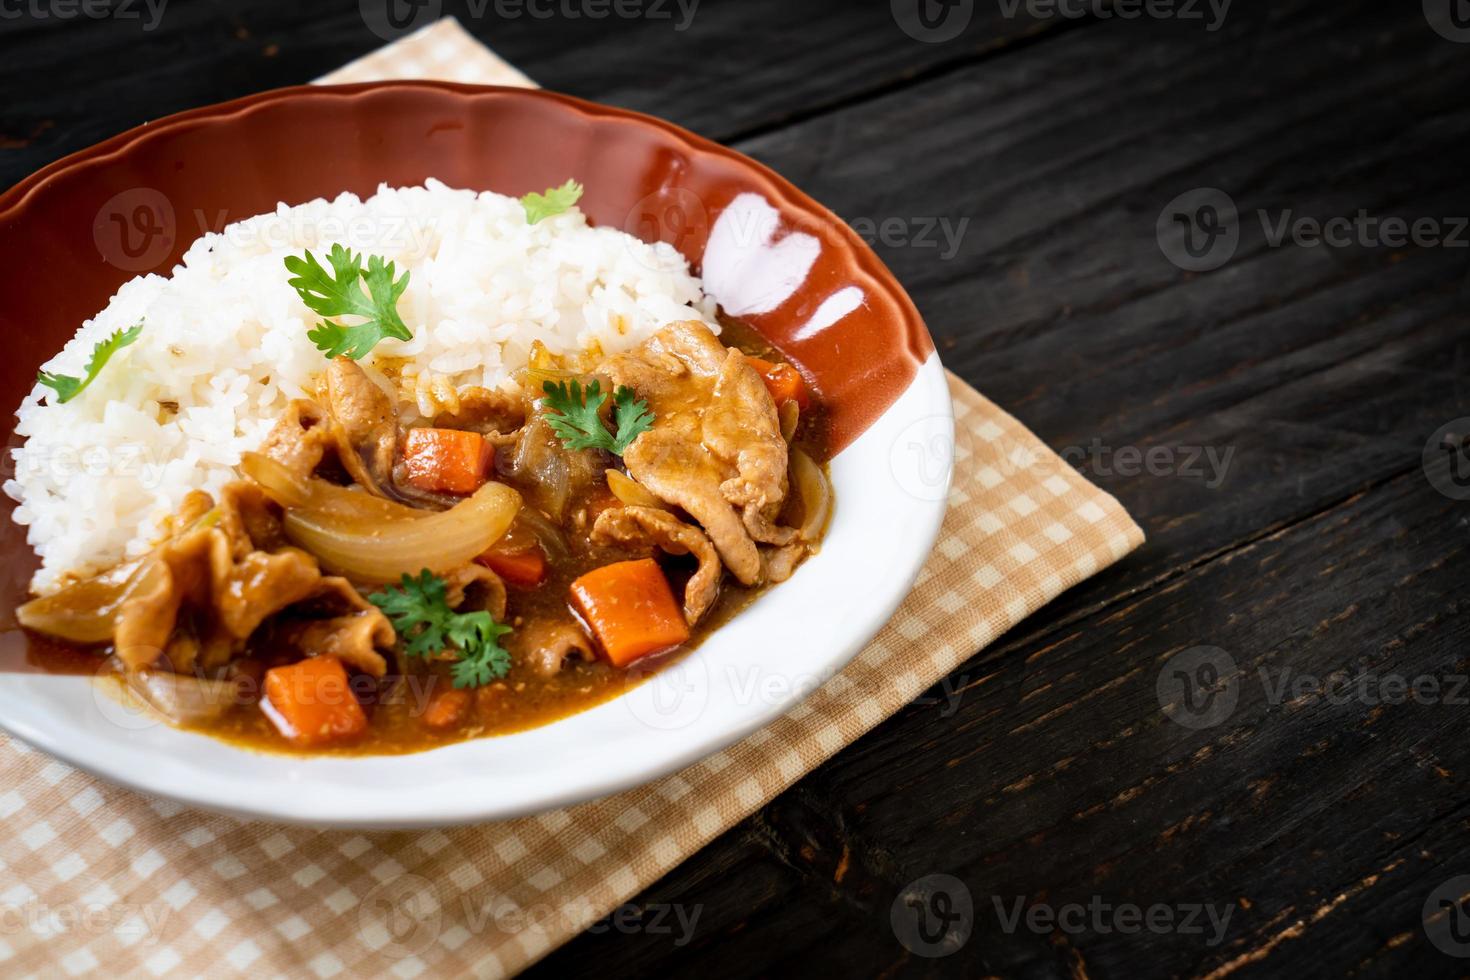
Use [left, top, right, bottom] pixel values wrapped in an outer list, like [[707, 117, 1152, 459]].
[[7, 179, 718, 593]]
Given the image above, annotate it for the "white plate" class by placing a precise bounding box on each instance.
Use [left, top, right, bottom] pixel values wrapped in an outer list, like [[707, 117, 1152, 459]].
[[0, 355, 950, 827]]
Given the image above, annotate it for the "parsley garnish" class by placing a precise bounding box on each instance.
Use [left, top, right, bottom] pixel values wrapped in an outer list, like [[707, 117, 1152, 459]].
[[284, 244, 412, 360], [368, 569, 513, 689], [520, 179, 583, 224], [37, 324, 143, 404], [541, 379, 654, 456]]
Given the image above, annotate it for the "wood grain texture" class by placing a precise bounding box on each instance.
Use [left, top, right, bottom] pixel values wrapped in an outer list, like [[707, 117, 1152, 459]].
[[2, 0, 1468, 977], [529, 1, 1470, 977], [0, 0, 1058, 187]]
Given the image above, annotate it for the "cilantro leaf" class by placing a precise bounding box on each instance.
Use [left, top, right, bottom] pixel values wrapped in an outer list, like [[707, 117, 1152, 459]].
[[520, 179, 584, 224], [368, 570, 513, 689], [612, 385, 656, 450], [37, 324, 143, 405], [284, 244, 412, 360], [541, 379, 655, 455]]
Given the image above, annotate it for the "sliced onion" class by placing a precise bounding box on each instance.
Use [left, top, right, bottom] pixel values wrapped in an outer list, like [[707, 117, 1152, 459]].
[[521, 366, 581, 395], [606, 469, 670, 511], [17, 557, 167, 645], [508, 504, 570, 561], [789, 448, 832, 542], [297, 479, 425, 522], [283, 480, 521, 583], [127, 670, 241, 726], [504, 417, 572, 520], [779, 400, 800, 443], [238, 451, 309, 508]]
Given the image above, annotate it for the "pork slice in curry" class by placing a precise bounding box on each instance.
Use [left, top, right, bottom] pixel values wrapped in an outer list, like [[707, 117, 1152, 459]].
[[15, 319, 833, 755]]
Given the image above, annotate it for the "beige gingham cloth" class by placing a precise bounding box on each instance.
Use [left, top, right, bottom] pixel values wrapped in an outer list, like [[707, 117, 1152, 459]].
[[0, 20, 1144, 978]]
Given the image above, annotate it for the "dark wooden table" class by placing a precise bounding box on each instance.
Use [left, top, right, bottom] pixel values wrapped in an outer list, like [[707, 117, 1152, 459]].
[[5, 2, 1469, 976]]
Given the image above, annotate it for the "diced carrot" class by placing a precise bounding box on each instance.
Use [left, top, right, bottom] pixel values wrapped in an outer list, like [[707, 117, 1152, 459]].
[[421, 686, 471, 730], [401, 428, 492, 495], [261, 656, 367, 746], [745, 356, 810, 410], [477, 544, 547, 588], [570, 558, 690, 667]]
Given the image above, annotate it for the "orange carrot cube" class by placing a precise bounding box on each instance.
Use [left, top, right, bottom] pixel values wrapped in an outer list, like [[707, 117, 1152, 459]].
[[746, 356, 810, 410], [402, 428, 492, 495], [570, 558, 690, 667], [262, 656, 367, 747], [476, 545, 548, 588]]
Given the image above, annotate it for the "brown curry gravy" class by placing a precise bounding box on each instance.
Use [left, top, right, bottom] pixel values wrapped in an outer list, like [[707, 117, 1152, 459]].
[[6, 319, 827, 756]]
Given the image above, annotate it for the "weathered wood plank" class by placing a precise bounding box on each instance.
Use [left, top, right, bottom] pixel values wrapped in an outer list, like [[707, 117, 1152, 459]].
[[0, 0, 1059, 188], [535, 469, 1470, 978], [4, 1, 1468, 977], [532, 1, 1470, 976], [732, 0, 1470, 616]]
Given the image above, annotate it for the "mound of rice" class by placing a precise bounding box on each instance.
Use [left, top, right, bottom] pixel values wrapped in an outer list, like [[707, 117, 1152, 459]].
[[7, 179, 719, 593]]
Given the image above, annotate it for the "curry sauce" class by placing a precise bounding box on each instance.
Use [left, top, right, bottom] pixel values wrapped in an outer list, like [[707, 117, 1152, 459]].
[[13, 318, 830, 756]]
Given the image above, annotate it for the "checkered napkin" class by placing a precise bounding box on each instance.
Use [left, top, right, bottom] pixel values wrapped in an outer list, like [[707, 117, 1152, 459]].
[[0, 19, 1143, 978]]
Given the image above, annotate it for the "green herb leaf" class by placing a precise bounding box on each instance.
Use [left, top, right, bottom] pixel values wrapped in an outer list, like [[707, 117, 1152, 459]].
[[37, 324, 143, 405], [520, 179, 584, 224], [368, 569, 513, 689], [611, 385, 656, 451], [284, 244, 412, 360], [541, 379, 655, 455]]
